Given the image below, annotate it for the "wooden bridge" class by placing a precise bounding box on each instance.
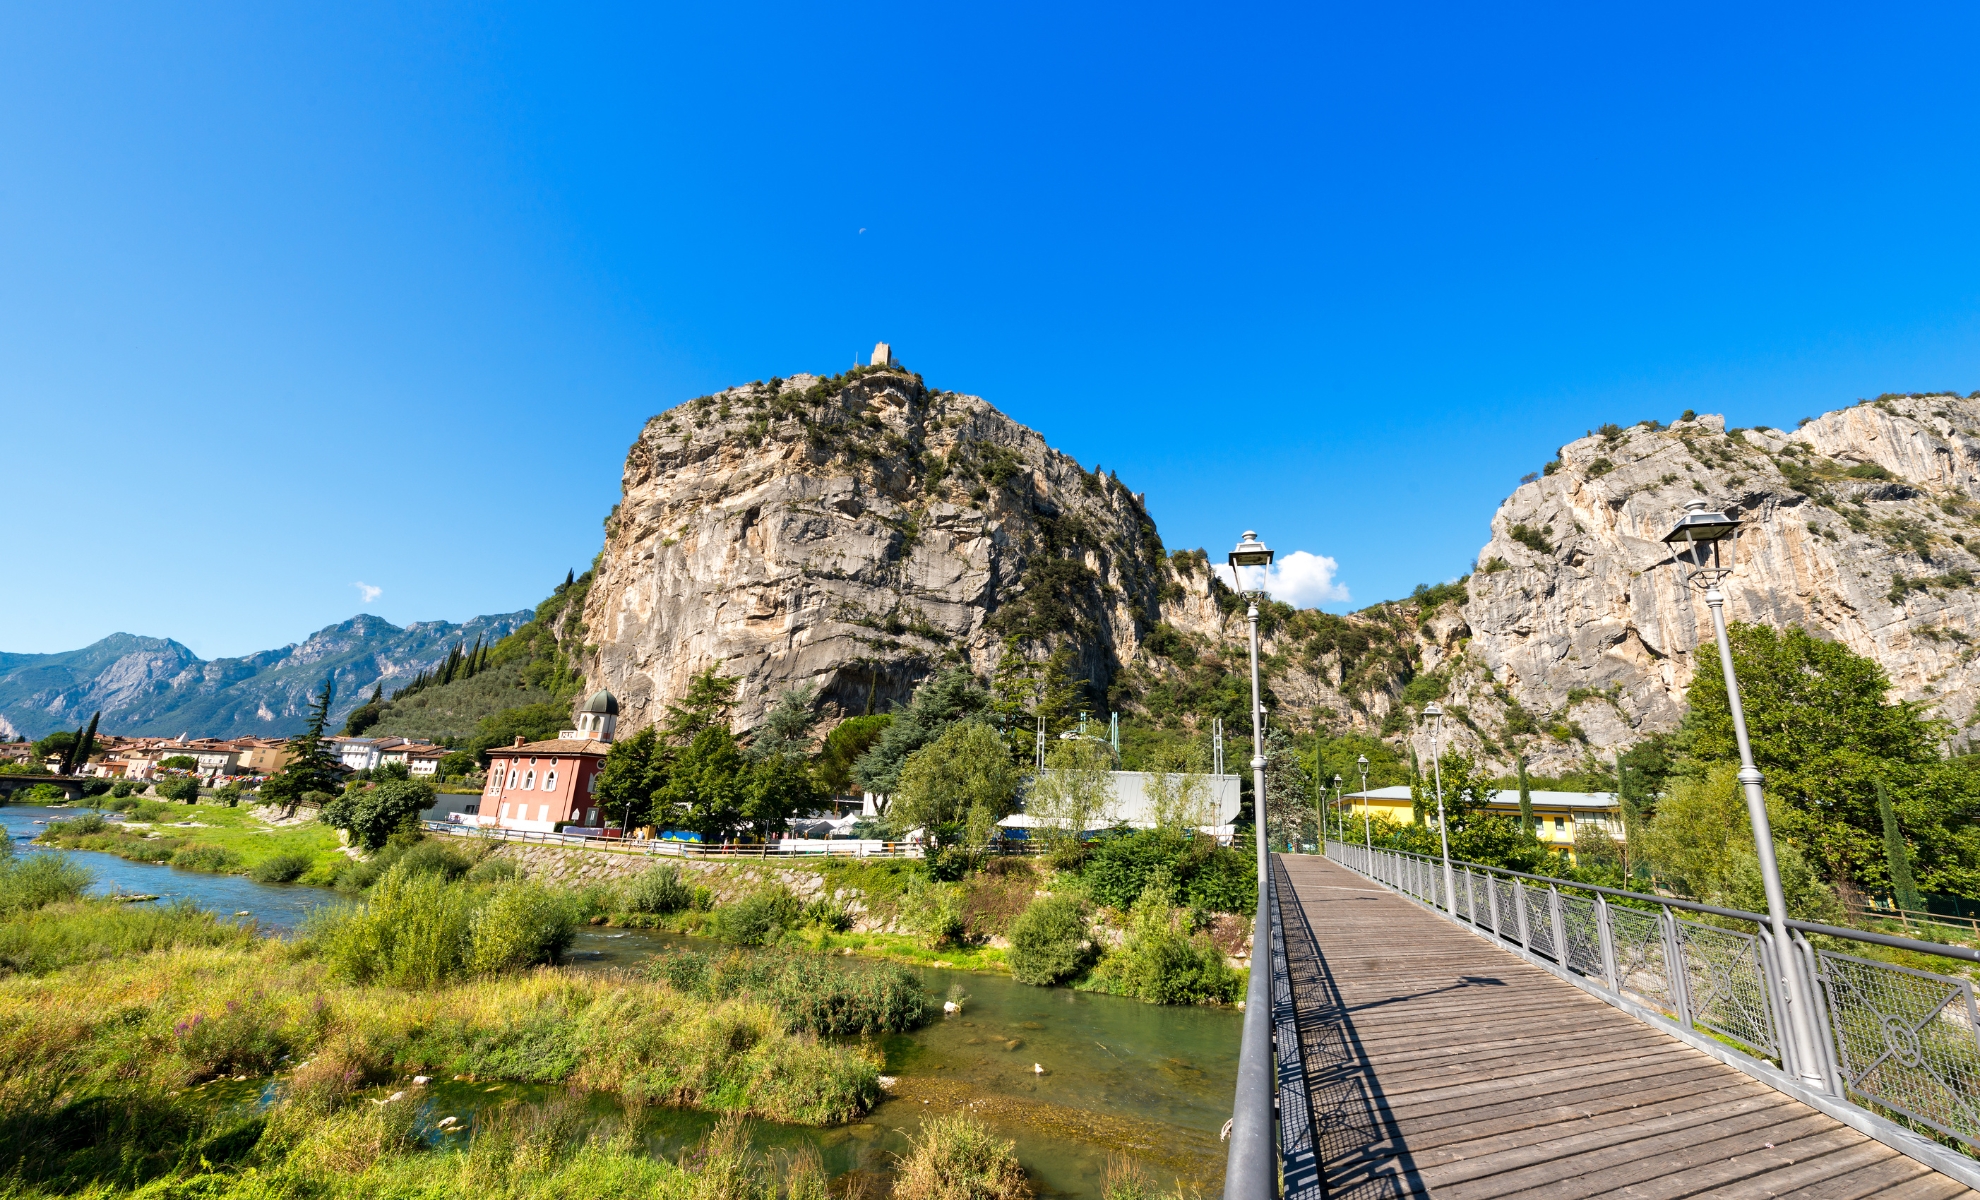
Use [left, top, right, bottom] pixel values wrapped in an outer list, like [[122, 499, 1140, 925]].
[[1275, 853, 1980, 1200]]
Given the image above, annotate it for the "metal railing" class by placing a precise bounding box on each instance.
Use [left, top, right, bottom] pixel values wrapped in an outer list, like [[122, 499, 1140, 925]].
[[422, 821, 925, 859], [1327, 839, 1980, 1157]]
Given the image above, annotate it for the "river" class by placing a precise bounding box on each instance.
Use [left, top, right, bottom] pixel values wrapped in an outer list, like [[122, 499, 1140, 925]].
[[5, 803, 1238, 1195]]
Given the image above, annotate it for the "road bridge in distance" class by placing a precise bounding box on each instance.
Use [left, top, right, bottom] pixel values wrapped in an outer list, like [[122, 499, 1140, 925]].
[[1276, 853, 1980, 1200]]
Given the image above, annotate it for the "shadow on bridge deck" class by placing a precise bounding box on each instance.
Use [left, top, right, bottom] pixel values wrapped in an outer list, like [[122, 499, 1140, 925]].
[[1275, 853, 1980, 1200]]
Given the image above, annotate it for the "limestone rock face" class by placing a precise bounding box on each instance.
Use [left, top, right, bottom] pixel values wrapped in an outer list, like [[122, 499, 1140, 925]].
[[581, 368, 1168, 733], [1456, 395, 1980, 771]]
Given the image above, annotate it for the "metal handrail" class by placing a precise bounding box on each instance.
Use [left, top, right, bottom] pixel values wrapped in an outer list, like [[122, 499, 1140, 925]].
[[1327, 839, 1980, 1159]]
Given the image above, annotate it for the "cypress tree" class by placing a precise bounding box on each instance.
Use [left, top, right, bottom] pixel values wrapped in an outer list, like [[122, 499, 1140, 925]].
[[564, 568, 575, 590], [465, 634, 484, 679], [265, 679, 341, 803], [1516, 755, 1534, 836], [1878, 778, 1923, 912]]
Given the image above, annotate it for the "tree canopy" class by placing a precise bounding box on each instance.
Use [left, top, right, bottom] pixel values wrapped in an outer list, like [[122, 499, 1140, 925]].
[[1683, 623, 1980, 894], [852, 668, 991, 794], [887, 720, 1019, 847]]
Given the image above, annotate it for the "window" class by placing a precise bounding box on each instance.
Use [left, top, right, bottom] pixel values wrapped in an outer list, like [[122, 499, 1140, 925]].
[[587, 773, 598, 794], [1554, 816, 1566, 831], [487, 770, 501, 793], [586, 807, 597, 824], [507, 769, 518, 789], [522, 770, 536, 790], [543, 770, 558, 793]]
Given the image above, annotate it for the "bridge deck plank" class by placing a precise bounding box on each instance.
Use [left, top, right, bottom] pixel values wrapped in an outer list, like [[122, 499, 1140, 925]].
[[1277, 854, 1980, 1200]]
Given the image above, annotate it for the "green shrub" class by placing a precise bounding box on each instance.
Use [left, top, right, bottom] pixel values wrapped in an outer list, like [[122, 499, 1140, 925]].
[[653, 949, 928, 1036], [469, 881, 577, 974], [130, 799, 169, 822], [691, 885, 715, 911], [104, 796, 138, 812], [108, 780, 136, 799], [708, 886, 803, 946], [18, 783, 65, 804], [1092, 890, 1241, 1005], [320, 778, 436, 850], [156, 777, 201, 803], [0, 852, 93, 913], [1080, 830, 1254, 915], [247, 852, 314, 883], [800, 898, 854, 932], [47, 812, 107, 837], [170, 844, 241, 873], [1006, 895, 1090, 985], [623, 862, 693, 913], [466, 856, 521, 884], [308, 865, 477, 987]]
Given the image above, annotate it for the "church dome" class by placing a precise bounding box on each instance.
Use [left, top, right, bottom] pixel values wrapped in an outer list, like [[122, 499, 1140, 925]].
[[580, 689, 619, 716]]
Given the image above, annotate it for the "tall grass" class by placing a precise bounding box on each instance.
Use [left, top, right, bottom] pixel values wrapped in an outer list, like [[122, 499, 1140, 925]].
[[892, 1112, 1030, 1200], [0, 852, 92, 915], [0, 898, 257, 976], [305, 862, 574, 987]]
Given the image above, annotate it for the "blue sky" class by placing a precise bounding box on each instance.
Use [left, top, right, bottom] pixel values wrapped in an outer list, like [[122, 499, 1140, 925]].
[[7, 3, 1980, 657]]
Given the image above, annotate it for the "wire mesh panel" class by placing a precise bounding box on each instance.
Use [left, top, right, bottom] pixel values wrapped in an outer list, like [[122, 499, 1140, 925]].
[[1818, 950, 1980, 1148], [1492, 878, 1520, 945], [1608, 904, 1674, 1011], [1559, 893, 1604, 979], [1454, 871, 1473, 924], [1522, 885, 1556, 960], [1675, 918, 1777, 1059]]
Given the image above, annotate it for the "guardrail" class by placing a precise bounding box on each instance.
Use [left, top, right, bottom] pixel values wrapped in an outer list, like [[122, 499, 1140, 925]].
[[1327, 839, 1980, 1169], [422, 821, 925, 859]]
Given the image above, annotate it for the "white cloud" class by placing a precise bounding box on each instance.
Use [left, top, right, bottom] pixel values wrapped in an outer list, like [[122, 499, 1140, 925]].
[[1217, 551, 1350, 608], [353, 582, 383, 604]]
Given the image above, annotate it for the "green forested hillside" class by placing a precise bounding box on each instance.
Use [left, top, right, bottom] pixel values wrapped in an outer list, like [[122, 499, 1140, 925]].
[[362, 572, 593, 756]]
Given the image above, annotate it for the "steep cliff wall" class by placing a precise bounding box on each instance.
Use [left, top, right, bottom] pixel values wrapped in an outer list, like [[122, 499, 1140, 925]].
[[583, 368, 1980, 774], [580, 366, 1170, 732], [1453, 394, 1980, 772]]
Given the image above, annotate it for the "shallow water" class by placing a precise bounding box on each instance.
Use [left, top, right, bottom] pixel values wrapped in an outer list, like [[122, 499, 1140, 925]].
[[1, 804, 338, 931], [566, 926, 1240, 1196], [5, 804, 1238, 1195]]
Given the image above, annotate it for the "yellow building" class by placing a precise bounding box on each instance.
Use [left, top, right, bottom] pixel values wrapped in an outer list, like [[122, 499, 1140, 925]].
[[1338, 786, 1622, 857]]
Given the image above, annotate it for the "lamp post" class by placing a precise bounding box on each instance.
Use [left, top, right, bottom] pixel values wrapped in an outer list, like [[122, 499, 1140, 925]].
[[1331, 774, 1343, 841], [1422, 701, 1456, 912], [1662, 499, 1828, 1091], [1223, 531, 1276, 1200], [1356, 754, 1371, 855]]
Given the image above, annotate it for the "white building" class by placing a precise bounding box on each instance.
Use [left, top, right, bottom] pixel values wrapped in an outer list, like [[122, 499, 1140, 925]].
[[1001, 770, 1244, 841]]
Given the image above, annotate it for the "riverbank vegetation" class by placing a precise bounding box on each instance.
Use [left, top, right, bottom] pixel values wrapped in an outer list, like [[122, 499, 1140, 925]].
[[35, 800, 346, 885], [0, 851, 939, 1196]]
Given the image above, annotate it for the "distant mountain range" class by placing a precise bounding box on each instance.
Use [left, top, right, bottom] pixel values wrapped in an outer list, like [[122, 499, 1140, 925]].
[[0, 612, 534, 741]]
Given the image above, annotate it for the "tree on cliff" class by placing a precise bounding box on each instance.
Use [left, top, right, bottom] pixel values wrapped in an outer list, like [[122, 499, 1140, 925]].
[[1680, 622, 1980, 896]]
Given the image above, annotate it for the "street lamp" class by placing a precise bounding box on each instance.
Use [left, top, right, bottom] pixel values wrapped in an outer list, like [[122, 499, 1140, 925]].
[[1331, 774, 1343, 840], [1662, 498, 1827, 1090], [1223, 530, 1275, 1200], [1356, 754, 1371, 855], [1422, 701, 1457, 913]]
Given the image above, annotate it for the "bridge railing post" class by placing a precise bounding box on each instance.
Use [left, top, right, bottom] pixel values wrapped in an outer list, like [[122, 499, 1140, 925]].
[[1595, 893, 1620, 992], [1513, 877, 1531, 948], [1661, 904, 1694, 1031], [1548, 884, 1568, 966]]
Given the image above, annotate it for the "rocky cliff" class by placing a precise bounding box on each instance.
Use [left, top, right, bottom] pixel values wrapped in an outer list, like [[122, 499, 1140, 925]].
[[1446, 393, 1980, 772], [581, 366, 1171, 731], [582, 367, 1980, 774]]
